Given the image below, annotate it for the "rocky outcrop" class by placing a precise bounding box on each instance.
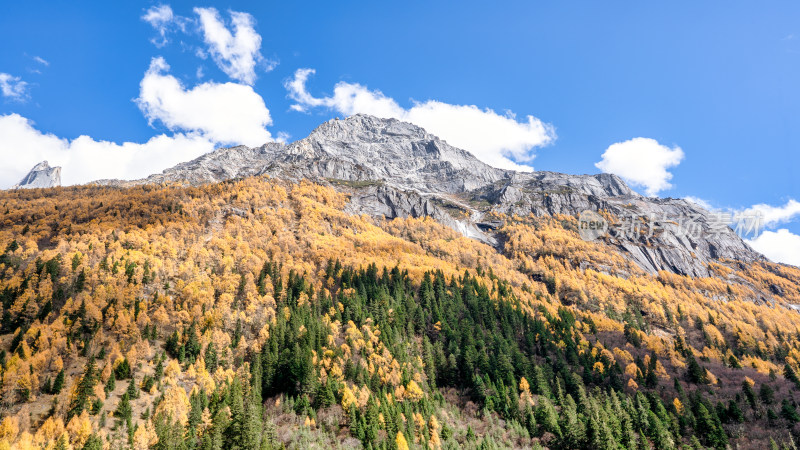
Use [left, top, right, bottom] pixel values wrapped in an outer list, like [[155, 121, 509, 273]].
[[13, 161, 61, 189], [344, 184, 496, 246], [472, 178, 761, 276], [93, 114, 763, 276]]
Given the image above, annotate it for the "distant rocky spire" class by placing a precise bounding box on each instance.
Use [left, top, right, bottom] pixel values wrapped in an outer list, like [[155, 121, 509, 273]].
[[13, 161, 61, 189]]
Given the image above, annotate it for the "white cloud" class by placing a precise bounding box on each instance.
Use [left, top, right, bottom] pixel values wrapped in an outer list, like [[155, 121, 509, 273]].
[[136, 57, 274, 147], [740, 199, 800, 228], [286, 68, 333, 112], [0, 54, 282, 188], [142, 5, 183, 48], [194, 7, 273, 85], [595, 137, 684, 196], [0, 73, 29, 101], [141, 6, 273, 84], [0, 113, 216, 188], [681, 197, 800, 245], [33, 56, 49, 66], [286, 68, 555, 171], [747, 229, 800, 267]]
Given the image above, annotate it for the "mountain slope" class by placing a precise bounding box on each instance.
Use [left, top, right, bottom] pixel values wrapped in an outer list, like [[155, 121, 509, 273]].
[[97, 114, 762, 277], [2, 178, 800, 448]]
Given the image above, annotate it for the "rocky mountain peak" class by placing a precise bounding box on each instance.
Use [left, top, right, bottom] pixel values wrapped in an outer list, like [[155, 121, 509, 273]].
[[304, 115, 484, 167], [274, 114, 509, 194], [91, 114, 764, 277], [309, 114, 431, 141], [13, 160, 61, 189]]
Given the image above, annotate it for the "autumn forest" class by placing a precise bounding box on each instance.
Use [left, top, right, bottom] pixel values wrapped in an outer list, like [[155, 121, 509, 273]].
[[1, 177, 800, 449]]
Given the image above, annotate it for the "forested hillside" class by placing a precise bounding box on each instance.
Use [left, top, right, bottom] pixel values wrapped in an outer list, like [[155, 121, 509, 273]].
[[1, 177, 800, 449]]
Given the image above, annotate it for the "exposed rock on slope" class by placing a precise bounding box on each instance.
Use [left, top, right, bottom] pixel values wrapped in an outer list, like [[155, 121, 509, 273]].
[[262, 115, 509, 193], [94, 114, 762, 276], [94, 144, 285, 186], [472, 176, 760, 276], [13, 161, 61, 189]]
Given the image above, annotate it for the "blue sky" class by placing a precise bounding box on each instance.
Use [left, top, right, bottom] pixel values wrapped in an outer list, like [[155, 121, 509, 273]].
[[1, 1, 799, 265]]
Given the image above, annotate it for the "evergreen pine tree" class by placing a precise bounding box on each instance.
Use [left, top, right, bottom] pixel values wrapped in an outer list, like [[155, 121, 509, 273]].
[[54, 434, 70, 450], [781, 399, 800, 423], [115, 393, 132, 422], [126, 376, 139, 400], [535, 397, 562, 438], [115, 358, 132, 379], [52, 368, 65, 394], [205, 342, 218, 373], [105, 369, 116, 394], [785, 363, 800, 388], [81, 434, 103, 450], [727, 400, 744, 423], [250, 352, 262, 404], [241, 398, 263, 450], [760, 383, 775, 405], [42, 376, 52, 395], [68, 357, 97, 419], [686, 357, 707, 384], [742, 381, 757, 409], [225, 377, 245, 448], [645, 354, 659, 388]]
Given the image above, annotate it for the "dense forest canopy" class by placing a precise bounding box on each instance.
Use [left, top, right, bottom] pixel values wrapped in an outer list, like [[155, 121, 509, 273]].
[[1, 177, 800, 449]]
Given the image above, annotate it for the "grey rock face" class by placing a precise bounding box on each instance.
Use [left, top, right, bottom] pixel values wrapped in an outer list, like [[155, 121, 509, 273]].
[[259, 115, 509, 193], [13, 161, 61, 189], [93, 114, 763, 276], [473, 178, 761, 276], [94, 144, 284, 187], [344, 184, 497, 246]]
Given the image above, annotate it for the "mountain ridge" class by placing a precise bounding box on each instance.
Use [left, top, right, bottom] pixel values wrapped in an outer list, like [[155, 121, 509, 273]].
[[82, 114, 762, 276]]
